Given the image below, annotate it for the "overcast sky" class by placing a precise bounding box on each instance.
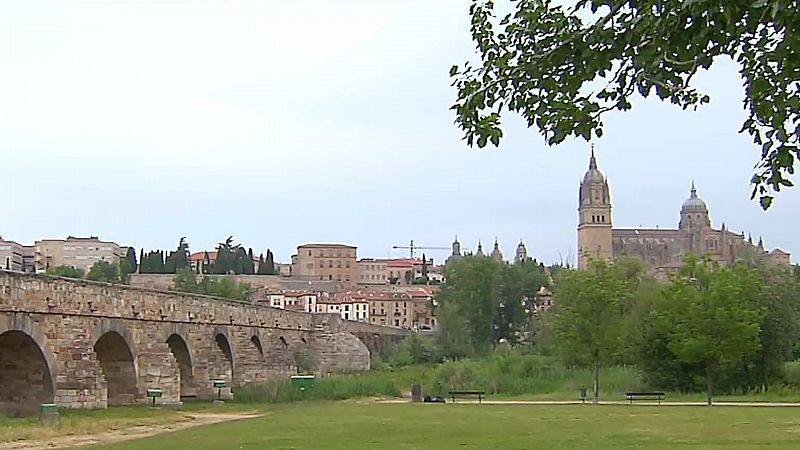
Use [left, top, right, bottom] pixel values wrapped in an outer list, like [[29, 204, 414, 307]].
[[2, 0, 797, 265]]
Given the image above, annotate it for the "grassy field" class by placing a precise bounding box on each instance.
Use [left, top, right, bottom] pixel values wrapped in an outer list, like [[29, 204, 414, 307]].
[[86, 401, 800, 450]]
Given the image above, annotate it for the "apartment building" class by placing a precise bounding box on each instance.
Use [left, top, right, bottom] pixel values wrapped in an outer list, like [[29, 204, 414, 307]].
[[358, 258, 388, 285], [260, 290, 317, 313], [291, 243, 358, 283], [0, 238, 24, 271], [34, 236, 125, 272], [329, 292, 370, 322]]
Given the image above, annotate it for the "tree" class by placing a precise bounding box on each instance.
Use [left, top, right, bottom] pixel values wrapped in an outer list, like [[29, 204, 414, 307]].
[[422, 253, 429, 279], [436, 256, 502, 355], [657, 255, 765, 405], [264, 250, 276, 275], [46, 265, 85, 279], [120, 247, 139, 277], [139, 249, 145, 273], [165, 238, 190, 274], [172, 267, 255, 302], [257, 254, 267, 275], [451, 1, 799, 208], [86, 261, 120, 283], [243, 248, 255, 275], [552, 260, 630, 404], [202, 251, 212, 274], [435, 255, 550, 355]]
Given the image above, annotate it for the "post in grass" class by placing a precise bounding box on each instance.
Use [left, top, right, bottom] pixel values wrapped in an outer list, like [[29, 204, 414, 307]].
[[147, 388, 163, 407]]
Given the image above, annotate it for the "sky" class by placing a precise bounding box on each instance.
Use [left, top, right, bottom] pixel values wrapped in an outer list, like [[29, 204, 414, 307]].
[[2, 0, 798, 265]]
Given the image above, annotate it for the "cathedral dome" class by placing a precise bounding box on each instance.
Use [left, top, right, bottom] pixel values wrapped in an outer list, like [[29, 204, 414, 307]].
[[681, 182, 707, 211], [583, 168, 605, 184], [582, 147, 605, 183]]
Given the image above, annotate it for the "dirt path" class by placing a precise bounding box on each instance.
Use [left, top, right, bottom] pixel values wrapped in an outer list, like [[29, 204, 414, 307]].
[[0, 412, 261, 450]]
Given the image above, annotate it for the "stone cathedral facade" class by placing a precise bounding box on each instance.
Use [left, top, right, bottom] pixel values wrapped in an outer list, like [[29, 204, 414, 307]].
[[577, 149, 791, 276]]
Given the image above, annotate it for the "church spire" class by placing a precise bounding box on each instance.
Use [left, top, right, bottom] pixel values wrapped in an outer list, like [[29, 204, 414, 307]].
[[589, 143, 597, 170], [491, 237, 503, 261], [690, 180, 697, 198]]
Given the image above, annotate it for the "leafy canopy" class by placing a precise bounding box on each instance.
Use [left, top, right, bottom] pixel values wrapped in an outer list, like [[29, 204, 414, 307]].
[[451, 0, 799, 208]]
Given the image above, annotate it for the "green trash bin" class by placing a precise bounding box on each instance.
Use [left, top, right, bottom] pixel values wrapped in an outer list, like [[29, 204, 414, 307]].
[[290, 375, 315, 391]]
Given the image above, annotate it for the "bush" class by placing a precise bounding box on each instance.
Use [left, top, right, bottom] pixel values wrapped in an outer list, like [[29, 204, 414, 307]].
[[234, 374, 400, 403], [783, 361, 800, 387]]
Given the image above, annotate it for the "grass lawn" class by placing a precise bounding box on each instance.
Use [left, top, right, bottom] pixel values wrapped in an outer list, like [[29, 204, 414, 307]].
[[89, 401, 800, 450]]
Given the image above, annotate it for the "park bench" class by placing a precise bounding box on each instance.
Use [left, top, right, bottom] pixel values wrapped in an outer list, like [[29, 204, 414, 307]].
[[448, 390, 485, 404], [626, 392, 665, 405]]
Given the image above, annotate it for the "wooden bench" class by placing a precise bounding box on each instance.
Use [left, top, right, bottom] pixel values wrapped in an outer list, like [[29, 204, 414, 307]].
[[448, 390, 485, 404], [626, 392, 665, 405]]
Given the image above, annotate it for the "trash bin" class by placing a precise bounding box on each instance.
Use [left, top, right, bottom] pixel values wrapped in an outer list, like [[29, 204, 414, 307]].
[[290, 375, 315, 391]]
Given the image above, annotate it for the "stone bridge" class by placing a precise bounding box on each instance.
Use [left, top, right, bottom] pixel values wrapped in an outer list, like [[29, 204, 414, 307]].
[[0, 271, 406, 416]]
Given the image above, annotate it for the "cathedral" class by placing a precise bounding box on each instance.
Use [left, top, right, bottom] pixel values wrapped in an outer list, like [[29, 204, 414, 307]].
[[577, 148, 791, 276]]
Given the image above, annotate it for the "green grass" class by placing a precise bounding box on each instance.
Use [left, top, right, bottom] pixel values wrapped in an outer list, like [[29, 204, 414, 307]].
[[0, 403, 257, 444], [88, 402, 800, 449]]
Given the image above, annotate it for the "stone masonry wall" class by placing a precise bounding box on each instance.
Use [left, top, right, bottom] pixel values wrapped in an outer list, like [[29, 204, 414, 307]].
[[0, 270, 397, 415]]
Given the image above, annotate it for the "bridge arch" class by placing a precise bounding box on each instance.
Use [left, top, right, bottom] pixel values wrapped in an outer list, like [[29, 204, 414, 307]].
[[250, 333, 264, 359], [92, 320, 138, 406], [166, 333, 195, 398], [0, 314, 56, 416], [211, 326, 235, 384]]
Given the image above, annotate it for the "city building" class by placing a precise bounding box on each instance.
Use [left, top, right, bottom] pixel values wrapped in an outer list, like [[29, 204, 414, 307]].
[[291, 243, 358, 283], [0, 238, 24, 271], [577, 148, 792, 274], [358, 258, 388, 285], [258, 290, 317, 313], [33, 236, 126, 272]]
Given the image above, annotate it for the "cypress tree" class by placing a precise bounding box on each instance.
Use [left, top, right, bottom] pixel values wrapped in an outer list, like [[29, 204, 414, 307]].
[[265, 249, 276, 275], [257, 254, 267, 275], [203, 251, 211, 274], [126, 247, 138, 274], [139, 249, 147, 273]]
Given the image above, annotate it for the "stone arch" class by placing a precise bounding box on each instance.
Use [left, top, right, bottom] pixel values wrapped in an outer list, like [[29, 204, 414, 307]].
[[166, 333, 195, 398], [211, 326, 235, 383], [250, 334, 264, 359], [0, 321, 56, 416], [94, 331, 138, 406]]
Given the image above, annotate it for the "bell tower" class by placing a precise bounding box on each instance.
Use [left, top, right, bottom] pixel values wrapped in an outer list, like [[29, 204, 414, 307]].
[[577, 145, 613, 269]]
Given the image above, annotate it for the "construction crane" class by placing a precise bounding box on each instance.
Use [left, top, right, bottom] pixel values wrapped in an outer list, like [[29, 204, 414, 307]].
[[392, 240, 450, 259]]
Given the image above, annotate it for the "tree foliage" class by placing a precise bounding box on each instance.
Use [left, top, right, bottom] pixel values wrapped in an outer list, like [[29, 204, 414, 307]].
[[552, 259, 632, 403], [451, 0, 800, 208], [86, 260, 121, 283], [173, 267, 255, 302], [435, 255, 550, 357], [652, 255, 765, 404], [165, 237, 191, 274], [46, 265, 85, 279]]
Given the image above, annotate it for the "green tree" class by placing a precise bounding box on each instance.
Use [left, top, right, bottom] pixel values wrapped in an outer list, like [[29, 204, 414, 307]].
[[256, 254, 267, 275], [139, 249, 149, 274], [172, 267, 255, 302], [46, 265, 85, 279], [202, 251, 212, 274], [122, 247, 137, 275], [244, 248, 255, 275], [264, 250, 276, 275], [451, 0, 799, 208], [552, 260, 630, 404], [657, 255, 765, 405], [86, 261, 120, 283], [436, 256, 502, 355], [436, 255, 549, 354], [165, 238, 191, 274]]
